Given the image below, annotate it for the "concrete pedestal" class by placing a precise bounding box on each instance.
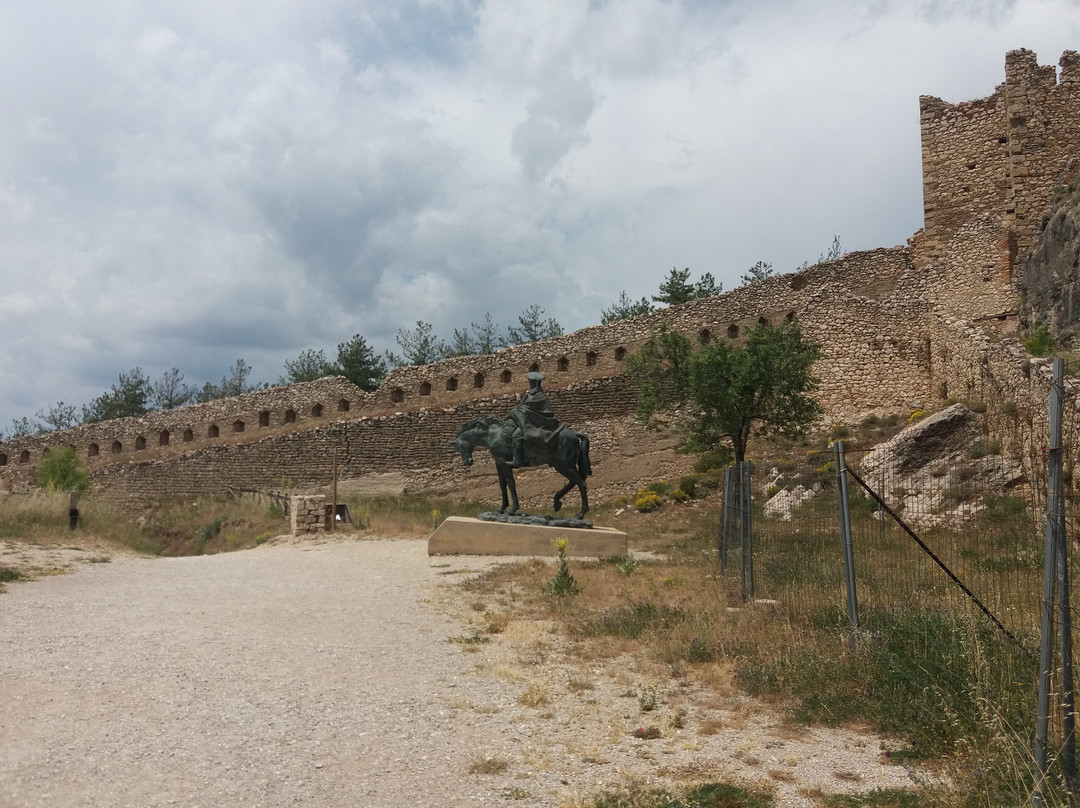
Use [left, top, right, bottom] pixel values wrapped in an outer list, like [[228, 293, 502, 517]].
[[427, 516, 627, 557]]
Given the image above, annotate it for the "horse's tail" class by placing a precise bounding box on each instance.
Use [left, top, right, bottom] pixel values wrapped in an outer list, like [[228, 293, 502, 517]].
[[577, 434, 592, 478]]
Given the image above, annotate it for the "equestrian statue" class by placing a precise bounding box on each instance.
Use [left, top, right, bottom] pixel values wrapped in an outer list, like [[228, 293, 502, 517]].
[[453, 372, 592, 522]]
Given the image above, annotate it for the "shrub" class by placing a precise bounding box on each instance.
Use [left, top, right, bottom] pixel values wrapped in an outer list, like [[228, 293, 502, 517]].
[[678, 475, 698, 498], [693, 447, 733, 473], [634, 491, 663, 512], [36, 446, 90, 493], [547, 537, 580, 596], [670, 488, 690, 503], [830, 423, 850, 439], [1024, 323, 1055, 357], [642, 480, 672, 496]]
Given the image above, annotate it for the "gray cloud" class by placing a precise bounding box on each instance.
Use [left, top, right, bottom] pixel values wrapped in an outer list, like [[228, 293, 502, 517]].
[[0, 0, 1076, 426]]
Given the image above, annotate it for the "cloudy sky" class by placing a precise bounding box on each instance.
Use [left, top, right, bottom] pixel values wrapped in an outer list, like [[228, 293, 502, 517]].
[[2, 0, 1078, 427]]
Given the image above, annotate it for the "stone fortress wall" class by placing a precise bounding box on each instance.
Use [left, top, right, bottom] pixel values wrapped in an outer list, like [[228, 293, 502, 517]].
[[2, 49, 1078, 504]]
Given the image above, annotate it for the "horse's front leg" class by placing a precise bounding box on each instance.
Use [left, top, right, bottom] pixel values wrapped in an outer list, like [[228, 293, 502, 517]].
[[576, 480, 589, 521], [504, 466, 520, 514], [552, 479, 574, 512], [496, 465, 510, 513]]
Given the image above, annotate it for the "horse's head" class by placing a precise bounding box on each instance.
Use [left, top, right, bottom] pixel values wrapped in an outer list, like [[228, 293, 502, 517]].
[[452, 424, 476, 467]]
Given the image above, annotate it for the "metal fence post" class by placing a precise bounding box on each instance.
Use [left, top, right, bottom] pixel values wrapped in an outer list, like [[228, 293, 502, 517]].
[[740, 460, 754, 602], [1036, 357, 1069, 805], [720, 466, 733, 570], [835, 440, 859, 652]]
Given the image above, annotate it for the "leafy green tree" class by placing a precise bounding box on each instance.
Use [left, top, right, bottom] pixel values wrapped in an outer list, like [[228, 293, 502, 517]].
[[601, 291, 655, 324], [150, 368, 195, 410], [36, 445, 90, 493], [386, 321, 447, 367], [280, 349, 336, 384], [653, 267, 695, 306], [653, 267, 722, 307], [36, 401, 79, 432], [82, 368, 152, 423], [740, 261, 774, 286], [506, 305, 562, 345], [693, 272, 721, 299], [470, 313, 500, 354], [446, 328, 475, 357], [336, 334, 386, 391], [626, 320, 823, 462], [194, 359, 258, 402], [5, 417, 39, 439]]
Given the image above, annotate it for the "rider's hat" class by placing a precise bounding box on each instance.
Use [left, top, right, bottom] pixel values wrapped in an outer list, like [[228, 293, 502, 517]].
[[525, 371, 545, 383]]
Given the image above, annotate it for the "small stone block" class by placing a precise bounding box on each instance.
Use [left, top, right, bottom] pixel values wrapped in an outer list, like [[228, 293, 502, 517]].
[[428, 516, 627, 557]]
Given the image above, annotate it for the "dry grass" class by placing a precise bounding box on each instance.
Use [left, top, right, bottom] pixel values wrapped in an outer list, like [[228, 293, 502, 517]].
[[467, 756, 509, 775]]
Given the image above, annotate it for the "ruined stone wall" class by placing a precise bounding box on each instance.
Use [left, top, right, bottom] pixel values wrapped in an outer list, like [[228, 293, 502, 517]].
[[919, 49, 1080, 298], [0, 377, 368, 478]]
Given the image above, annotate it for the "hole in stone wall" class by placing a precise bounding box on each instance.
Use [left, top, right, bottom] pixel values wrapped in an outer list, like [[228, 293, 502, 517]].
[[501, 369, 512, 383], [528, 362, 540, 373], [183, 429, 194, 442], [19, 449, 30, 463], [727, 324, 739, 339], [391, 388, 404, 403], [557, 356, 569, 371], [284, 409, 297, 423], [159, 430, 170, 447], [446, 377, 458, 392], [337, 399, 350, 412], [698, 329, 711, 344], [208, 425, 219, 438], [87, 444, 99, 457], [586, 351, 597, 367], [758, 316, 770, 327], [135, 436, 147, 450], [473, 373, 485, 389], [419, 382, 431, 396], [0, 452, 6, 466], [311, 403, 324, 417], [259, 411, 270, 427], [786, 311, 796, 322], [111, 441, 122, 454], [614, 347, 627, 361], [233, 420, 245, 433]]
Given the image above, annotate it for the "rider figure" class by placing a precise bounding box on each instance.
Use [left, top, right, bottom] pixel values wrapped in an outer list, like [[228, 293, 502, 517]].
[[506, 372, 561, 468]]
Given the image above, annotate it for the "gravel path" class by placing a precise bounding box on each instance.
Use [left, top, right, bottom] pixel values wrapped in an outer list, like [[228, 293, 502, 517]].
[[0, 537, 924, 807]]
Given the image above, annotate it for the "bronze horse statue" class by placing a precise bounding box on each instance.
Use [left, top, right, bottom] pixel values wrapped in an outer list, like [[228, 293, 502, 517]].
[[453, 415, 592, 520]]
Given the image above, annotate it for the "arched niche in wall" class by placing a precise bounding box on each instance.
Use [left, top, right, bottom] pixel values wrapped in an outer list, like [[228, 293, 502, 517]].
[[259, 410, 270, 427], [337, 399, 350, 412], [111, 441, 122, 454], [446, 377, 458, 392], [586, 351, 597, 367], [500, 369, 512, 384], [758, 316, 771, 327], [614, 346, 627, 361], [557, 356, 569, 372], [473, 373, 485, 389], [419, 382, 432, 397], [87, 443, 99, 457], [183, 428, 194, 442], [284, 409, 297, 423], [135, 436, 147, 450], [233, 420, 245, 433], [19, 449, 30, 463], [208, 424, 220, 438], [390, 388, 405, 403], [727, 323, 739, 339], [528, 362, 540, 373], [0, 452, 7, 466], [785, 311, 796, 323], [698, 328, 712, 344], [159, 430, 170, 447], [311, 403, 324, 417]]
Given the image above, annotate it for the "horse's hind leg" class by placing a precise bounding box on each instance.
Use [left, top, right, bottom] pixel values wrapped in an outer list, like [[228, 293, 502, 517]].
[[500, 463, 520, 514]]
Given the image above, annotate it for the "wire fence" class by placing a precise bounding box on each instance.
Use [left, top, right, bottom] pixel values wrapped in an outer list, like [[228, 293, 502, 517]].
[[719, 358, 1080, 801]]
